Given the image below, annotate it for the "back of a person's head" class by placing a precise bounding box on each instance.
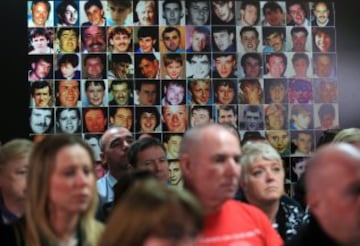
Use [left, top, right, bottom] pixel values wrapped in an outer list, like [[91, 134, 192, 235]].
[[332, 128, 360, 146], [0, 139, 34, 172], [100, 178, 203, 246]]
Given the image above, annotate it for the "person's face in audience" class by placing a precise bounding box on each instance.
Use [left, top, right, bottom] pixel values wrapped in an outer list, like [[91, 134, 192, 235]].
[[136, 146, 169, 182], [241, 30, 259, 52], [294, 133, 312, 154], [216, 84, 234, 105], [265, 32, 283, 52], [84, 57, 104, 79], [110, 108, 133, 130], [60, 62, 77, 79], [319, 81, 336, 103], [31, 59, 51, 79], [48, 143, 95, 214], [86, 83, 105, 106], [59, 30, 78, 53], [30, 108, 52, 134], [187, 2, 210, 25], [85, 4, 104, 25], [315, 55, 333, 77], [63, 4, 78, 25], [189, 55, 210, 78], [31, 34, 49, 52], [213, 30, 233, 51], [83, 26, 106, 52], [33, 86, 51, 107], [162, 105, 187, 132], [264, 7, 283, 26], [288, 3, 306, 25], [292, 31, 307, 52], [191, 31, 207, 52], [244, 110, 261, 130], [165, 61, 182, 79], [269, 84, 286, 103], [242, 157, 284, 203], [32, 1, 49, 26], [293, 58, 309, 78], [313, 2, 330, 25], [241, 4, 258, 25], [139, 58, 159, 78], [138, 83, 157, 105], [58, 80, 80, 107], [191, 108, 211, 127], [243, 57, 261, 78], [84, 109, 107, 133], [212, 1, 233, 23], [110, 33, 131, 52], [315, 31, 332, 52], [190, 81, 210, 105], [136, 1, 156, 25], [111, 82, 130, 105], [168, 161, 182, 185], [266, 130, 289, 153], [108, 2, 132, 25], [165, 135, 182, 158], [163, 30, 181, 52], [139, 36, 156, 52], [164, 83, 185, 105], [266, 55, 285, 77], [218, 109, 236, 127], [163, 2, 183, 25], [140, 112, 157, 132], [214, 55, 235, 78], [57, 109, 80, 134]]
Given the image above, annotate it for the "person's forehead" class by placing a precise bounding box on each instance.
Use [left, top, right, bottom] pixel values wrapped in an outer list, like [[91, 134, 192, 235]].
[[191, 55, 208, 62], [189, 2, 209, 8], [116, 108, 132, 115], [193, 108, 210, 114], [164, 2, 181, 9], [140, 83, 156, 90]]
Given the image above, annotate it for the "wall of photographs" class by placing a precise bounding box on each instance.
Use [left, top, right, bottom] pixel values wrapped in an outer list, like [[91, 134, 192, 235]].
[[27, 0, 338, 195]]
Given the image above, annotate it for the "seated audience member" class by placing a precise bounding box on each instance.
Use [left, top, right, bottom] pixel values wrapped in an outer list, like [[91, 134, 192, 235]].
[[179, 124, 283, 245], [0, 139, 34, 225], [127, 137, 169, 183], [332, 128, 360, 148], [286, 143, 360, 246], [240, 142, 305, 241], [99, 177, 203, 246], [135, 106, 161, 133], [55, 54, 81, 80], [0, 135, 104, 245]]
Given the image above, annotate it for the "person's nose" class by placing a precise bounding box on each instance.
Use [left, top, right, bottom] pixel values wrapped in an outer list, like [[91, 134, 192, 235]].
[[265, 169, 276, 182], [171, 114, 179, 122], [75, 171, 88, 187], [224, 158, 240, 177]]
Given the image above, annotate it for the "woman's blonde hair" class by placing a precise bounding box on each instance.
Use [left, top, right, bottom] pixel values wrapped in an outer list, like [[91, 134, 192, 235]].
[[332, 128, 360, 145], [25, 135, 100, 245]]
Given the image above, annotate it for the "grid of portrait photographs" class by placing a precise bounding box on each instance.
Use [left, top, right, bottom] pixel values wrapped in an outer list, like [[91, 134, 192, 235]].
[[27, 0, 338, 194]]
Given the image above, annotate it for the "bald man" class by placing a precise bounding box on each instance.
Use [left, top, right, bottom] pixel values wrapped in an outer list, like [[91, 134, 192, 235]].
[[286, 143, 360, 246], [179, 123, 282, 245], [96, 126, 134, 220]]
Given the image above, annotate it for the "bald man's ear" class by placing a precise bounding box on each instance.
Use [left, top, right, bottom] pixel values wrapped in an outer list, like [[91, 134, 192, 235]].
[[180, 153, 192, 179]]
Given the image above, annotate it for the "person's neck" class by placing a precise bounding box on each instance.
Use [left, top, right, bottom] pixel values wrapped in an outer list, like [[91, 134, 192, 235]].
[[108, 163, 132, 180], [253, 199, 280, 223], [2, 197, 25, 217], [49, 209, 79, 243], [317, 19, 329, 27]]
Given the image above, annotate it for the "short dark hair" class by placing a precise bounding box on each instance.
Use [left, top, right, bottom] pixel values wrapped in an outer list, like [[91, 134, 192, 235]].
[[162, 0, 182, 11], [292, 53, 309, 66], [241, 53, 261, 68], [191, 105, 213, 118], [57, 27, 79, 40], [318, 103, 335, 118], [57, 0, 78, 24], [29, 28, 49, 41], [31, 81, 52, 96], [128, 137, 166, 167], [137, 26, 158, 39], [240, 26, 259, 39], [291, 26, 308, 37], [85, 80, 105, 91], [262, 1, 283, 15], [162, 26, 181, 40], [32, 0, 51, 12], [111, 53, 132, 64], [58, 54, 79, 67], [135, 107, 161, 132], [84, 0, 103, 11]]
